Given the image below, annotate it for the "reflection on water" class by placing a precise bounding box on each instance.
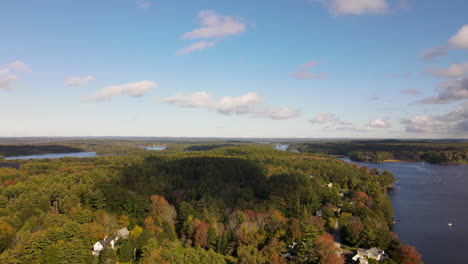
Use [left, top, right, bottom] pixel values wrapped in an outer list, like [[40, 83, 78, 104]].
[[5, 152, 97, 160], [340, 158, 468, 264]]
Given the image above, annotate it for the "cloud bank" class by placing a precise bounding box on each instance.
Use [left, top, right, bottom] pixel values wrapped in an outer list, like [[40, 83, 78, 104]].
[[402, 101, 468, 133], [162, 91, 299, 120], [416, 76, 468, 104]]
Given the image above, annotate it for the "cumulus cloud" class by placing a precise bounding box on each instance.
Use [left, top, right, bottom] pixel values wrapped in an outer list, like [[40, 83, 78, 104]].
[[416, 76, 468, 104], [402, 101, 468, 133], [177, 10, 246, 55], [426, 62, 468, 78], [401, 88, 421, 95], [0, 60, 31, 90], [8, 61, 31, 72], [449, 24, 468, 49], [162, 91, 299, 120], [66, 75, 94, 87], [309, 112, 338, 124], [369, 118, 392, 128], [175, 41, 216, 56], [314, 0, 390, 15], [421, 25, 468, 61], [87, 80, 157, 101], [401, 115, 441, 133], [291, 61, 328, 80]]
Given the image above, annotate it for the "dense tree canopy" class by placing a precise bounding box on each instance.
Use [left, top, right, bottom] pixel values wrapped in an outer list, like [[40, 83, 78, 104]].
[[0, 145, 421, 263]]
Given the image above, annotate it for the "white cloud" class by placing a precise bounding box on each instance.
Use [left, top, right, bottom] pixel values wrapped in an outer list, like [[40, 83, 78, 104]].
[[268, 107, 300, 120], [416, 76, 468, 104], [401, 115, 440, 133], [309, 112, 338, 124], [182, 10, 246, 39], [427, 62, 468, 78], [316, 0, 390, 15], [421, 25, 468, 61], [87, 80, 157, 101], [162, 91, 299, 120], [402, 102, 468, 133], [0, 74, 18, 90], [215, 92, 262, 115], [369, 118, 392, 128], [175, 41, 216, 56], [136, 1, 151, 9], [401, 88, 421, 95], [163, 91, 213, 107], [66, 75, 95, 87], [177, 10, 246, 55], [300, 61, 318, 69], [419, 46, 449, 61], [291, 70, 328, 80], [449, 24, 468, 49], [0, 60, 31, 90], [291, 61, 328, 80], [8, 61, 31, 72]]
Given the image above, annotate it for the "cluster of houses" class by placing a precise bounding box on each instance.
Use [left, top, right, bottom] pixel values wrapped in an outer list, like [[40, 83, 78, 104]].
[[92, 227, 129, 255]]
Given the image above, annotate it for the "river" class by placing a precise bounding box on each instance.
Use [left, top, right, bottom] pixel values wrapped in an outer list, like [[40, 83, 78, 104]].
[[340, 158, 468, 264], [4, 152, 98, 160]]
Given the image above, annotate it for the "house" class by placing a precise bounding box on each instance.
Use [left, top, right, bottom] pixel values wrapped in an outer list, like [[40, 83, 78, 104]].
[[92, 237, 116, 255], [352, 247, 388, 263], [116, 227, 129, 239], [92, 227, 130, 255]]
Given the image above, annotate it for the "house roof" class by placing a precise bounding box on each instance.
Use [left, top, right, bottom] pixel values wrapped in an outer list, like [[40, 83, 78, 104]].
[[367, 247, 384, 258], [116, 227, 129, 238], [98, 237, 114, 247]]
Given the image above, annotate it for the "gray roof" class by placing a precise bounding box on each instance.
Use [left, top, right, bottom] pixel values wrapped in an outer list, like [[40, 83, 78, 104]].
[[98, 237, 114, 247], [367, 247, 385, 258], [116, 227, 129, 238]]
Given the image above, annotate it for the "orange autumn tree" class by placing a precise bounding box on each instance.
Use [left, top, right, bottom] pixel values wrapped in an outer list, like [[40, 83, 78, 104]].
[[394, 244, 423, 264], [314, 233, 344, 264]]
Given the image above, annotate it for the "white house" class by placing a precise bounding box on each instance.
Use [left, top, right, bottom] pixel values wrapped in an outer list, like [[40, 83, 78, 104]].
[[92, 227, 129, 255], [352, 247, 388, 263]]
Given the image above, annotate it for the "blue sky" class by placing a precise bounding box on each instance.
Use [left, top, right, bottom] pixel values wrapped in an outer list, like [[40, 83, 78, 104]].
[[1, 0, 467, 138]]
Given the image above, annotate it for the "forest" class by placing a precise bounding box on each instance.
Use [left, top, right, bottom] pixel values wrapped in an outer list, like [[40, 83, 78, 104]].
[[293, 140, 468, 164], [0, 144, 423, 264], [0, 145, 82, 158]]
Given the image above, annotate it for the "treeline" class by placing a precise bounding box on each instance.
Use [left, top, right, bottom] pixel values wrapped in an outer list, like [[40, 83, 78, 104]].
[[295, 140, 468, 164], [0, 146, 422, 263], [0, 145, 82, 158]]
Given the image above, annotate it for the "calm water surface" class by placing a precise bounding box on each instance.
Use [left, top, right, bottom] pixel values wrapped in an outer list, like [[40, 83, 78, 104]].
[[5, 152, 97, 160], [142, 146, 166, 151], [341, 158, 468, 264]]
